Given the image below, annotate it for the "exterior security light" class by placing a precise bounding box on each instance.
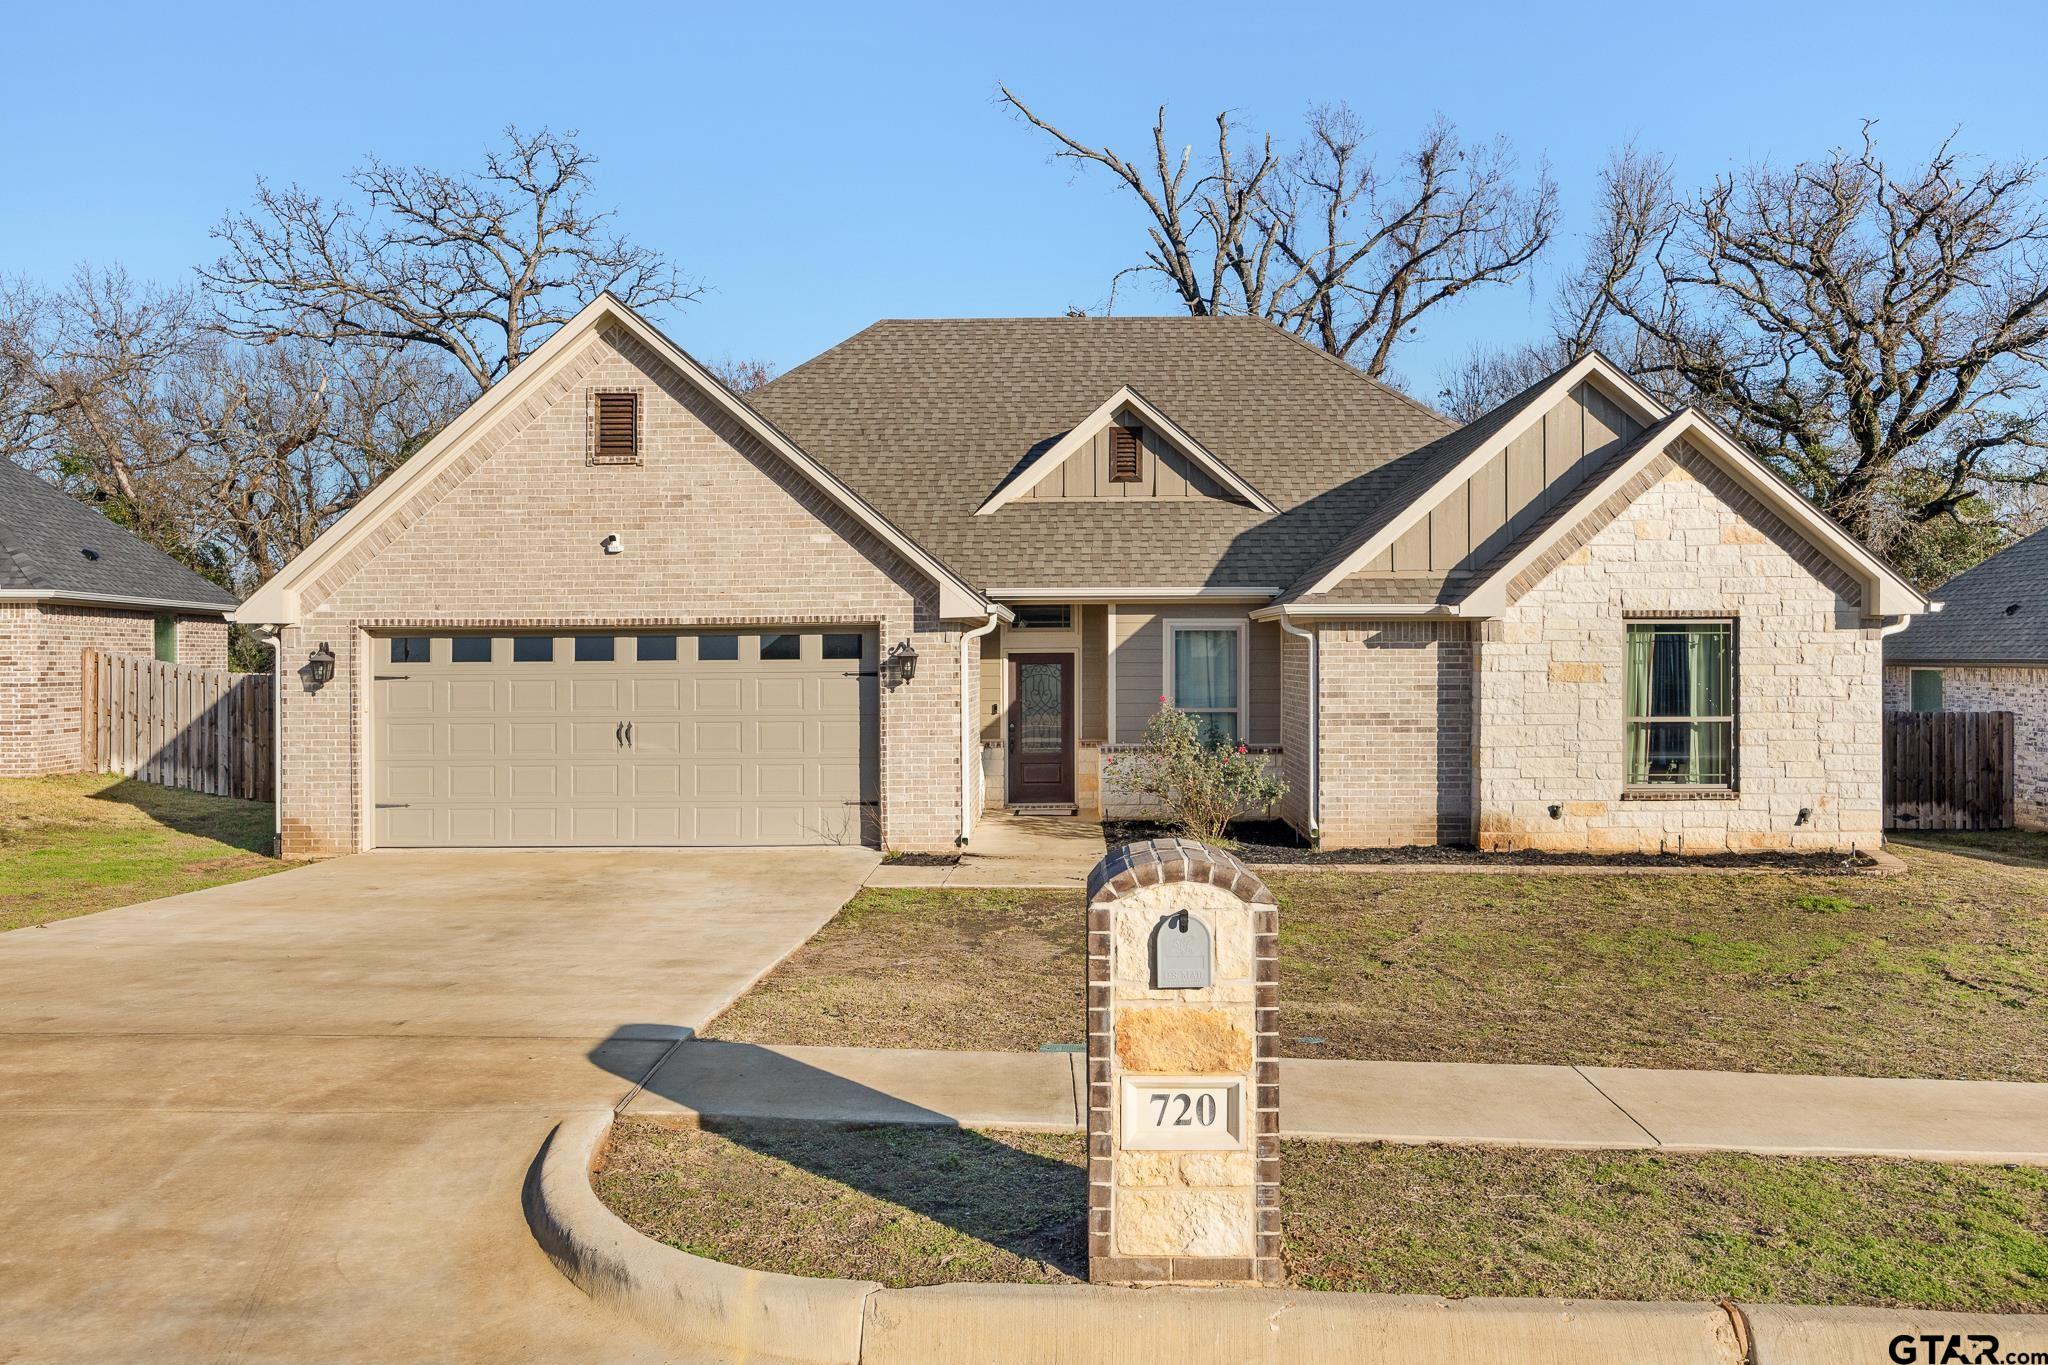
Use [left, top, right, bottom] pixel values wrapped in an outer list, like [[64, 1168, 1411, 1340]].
[[305, 642, 336, 690], [601, 534, 625, 555], [886, 639, 918, 684]]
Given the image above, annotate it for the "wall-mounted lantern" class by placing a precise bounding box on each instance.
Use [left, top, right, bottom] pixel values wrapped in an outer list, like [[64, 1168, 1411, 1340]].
[[303, 642, 336, 691], [885, 639, 919, 686]]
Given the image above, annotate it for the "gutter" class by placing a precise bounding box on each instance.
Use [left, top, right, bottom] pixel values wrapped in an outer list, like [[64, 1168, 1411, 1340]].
[[959, 611, 1002, 845], [1275, 615, 1319, 843], [0, 588, 236, 616]]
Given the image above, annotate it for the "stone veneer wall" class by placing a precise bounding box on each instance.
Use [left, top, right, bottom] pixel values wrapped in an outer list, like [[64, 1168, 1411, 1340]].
[[1884, 664, 2048, 831], [1086, 839, 1279, 1287], [1314, 621, 1474, 847], [0, 604, 228, 777], [276, 325, 967, 856], [1473, 443, 1883, 852]]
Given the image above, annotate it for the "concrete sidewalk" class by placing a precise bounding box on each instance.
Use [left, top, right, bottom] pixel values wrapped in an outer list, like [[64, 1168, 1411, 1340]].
[[866, 812, 1107, 889], [624, 1043, 2048, 1165]]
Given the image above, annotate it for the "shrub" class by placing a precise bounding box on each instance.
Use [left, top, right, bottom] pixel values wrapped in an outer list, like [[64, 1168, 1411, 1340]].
[[1107, 703, 1287, 844]]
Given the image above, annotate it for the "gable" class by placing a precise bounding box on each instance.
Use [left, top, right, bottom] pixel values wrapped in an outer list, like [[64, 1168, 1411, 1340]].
[[1352, 378, 1645, 579], [238, 295, 993, 625], [295, 327, 943, 622], [1015, 410, 1236, 504]]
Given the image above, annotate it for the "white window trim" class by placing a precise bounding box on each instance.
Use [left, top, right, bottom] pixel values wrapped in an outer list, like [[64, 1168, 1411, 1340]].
[[1162, 618, 1250, 744]]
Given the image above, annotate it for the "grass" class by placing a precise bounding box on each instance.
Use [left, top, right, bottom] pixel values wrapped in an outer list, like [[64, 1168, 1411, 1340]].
[[0, 773, 283, 931], [597, 1121, 2048, 1310], [705, 837, 2048, 1080]]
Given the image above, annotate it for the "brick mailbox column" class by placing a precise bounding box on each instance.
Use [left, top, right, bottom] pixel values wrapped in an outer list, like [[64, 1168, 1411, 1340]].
[[1085, 838, 1280, 1286]]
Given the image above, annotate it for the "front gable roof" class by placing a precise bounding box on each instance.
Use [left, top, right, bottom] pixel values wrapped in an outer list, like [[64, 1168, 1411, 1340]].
[[236, 295, 998, 624], [0, 459, 236, 614], [975, 385, 1280, 516]]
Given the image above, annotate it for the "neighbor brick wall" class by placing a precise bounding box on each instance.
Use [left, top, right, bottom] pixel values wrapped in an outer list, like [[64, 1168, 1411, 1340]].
[[1884, 664, 2048, 831], [1315, 620, 1474, 847], [277, 325, 969, 856], [0, 604, 229, 777], [1474, 442, 1884, 853]]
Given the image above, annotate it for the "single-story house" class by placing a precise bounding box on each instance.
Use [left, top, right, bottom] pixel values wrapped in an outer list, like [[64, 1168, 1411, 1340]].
[[1884, 527, 2048, 830], [237, 295, 1927, 857], [1, 459, 235, 777]]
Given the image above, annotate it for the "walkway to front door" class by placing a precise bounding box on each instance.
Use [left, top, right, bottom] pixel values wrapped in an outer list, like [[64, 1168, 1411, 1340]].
[[1007, 652, 1075, 806]]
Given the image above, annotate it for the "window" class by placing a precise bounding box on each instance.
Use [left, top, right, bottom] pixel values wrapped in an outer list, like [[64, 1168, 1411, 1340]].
[[760, 633, 802, 661], [573, 635, 615, 662], [451, 637, 492, 663], [1167, 623, 1243, 746], [1910, 669, 1944, 713], [589, 390, 641, 465], [822, 633, 863, 660], [697, 634, 738, 661], [636, 635, 678, 662], [513, 636, 553, 663], [153, 615, 177, 663], [1014, 605, 1072, 631], [1626, 621, 1735, 787], [1109, 425, 1144, 483], [390, 636, 431, 664]]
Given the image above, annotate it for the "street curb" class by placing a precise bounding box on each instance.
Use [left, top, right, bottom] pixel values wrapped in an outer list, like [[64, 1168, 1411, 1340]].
[[524, 1111, 877, 1364]]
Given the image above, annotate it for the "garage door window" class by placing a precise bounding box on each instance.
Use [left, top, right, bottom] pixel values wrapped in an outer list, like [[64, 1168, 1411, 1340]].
[[761, 633, 802, 661], [391, 637, 431, 664], [823, 633, 863, 660], [513, 637, 553, 663], [636, 635, 678, 661], [452, 637, 492, 663], [574, 635, 615, 662], [698, 634, 738, 661]]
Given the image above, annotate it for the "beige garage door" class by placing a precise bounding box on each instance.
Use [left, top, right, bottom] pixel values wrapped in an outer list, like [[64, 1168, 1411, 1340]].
[[372, 630, 878, 847]]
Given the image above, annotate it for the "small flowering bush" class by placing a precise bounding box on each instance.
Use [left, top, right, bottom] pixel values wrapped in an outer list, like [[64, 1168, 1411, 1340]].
[[1107, 701, 1287, 844]]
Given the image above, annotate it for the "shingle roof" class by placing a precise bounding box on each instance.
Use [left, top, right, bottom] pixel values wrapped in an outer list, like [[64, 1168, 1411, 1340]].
[[1885, 527, 2048, 664], [0, 460, 236, 610], [747, 316, 1457, 590]]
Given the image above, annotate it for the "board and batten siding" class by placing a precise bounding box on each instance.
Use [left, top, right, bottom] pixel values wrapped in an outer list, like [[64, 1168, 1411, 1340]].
[[1021, 424, 1238, 503], [1111, 605, 1282, 746], [1356, 379, 1643, 578]]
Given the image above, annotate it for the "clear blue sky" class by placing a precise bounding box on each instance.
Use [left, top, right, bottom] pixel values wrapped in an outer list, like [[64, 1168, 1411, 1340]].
[[10, 0, 2047, 403]]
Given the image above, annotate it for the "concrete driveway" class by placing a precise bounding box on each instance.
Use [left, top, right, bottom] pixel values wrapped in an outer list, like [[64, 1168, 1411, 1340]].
[[0, 846, 877, 1363]]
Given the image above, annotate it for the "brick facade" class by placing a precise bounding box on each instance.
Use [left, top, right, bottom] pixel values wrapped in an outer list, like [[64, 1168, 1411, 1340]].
[[274, 326, 972, 856], [1884, 664, 2048, 831], [0, 604, 228, 777], [1314, 620, 1474, 846], [1468, 444, 1884, 853]]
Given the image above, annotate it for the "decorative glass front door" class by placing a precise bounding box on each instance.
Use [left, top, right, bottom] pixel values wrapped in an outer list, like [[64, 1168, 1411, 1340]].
[[1008, 653, 1074, 804]]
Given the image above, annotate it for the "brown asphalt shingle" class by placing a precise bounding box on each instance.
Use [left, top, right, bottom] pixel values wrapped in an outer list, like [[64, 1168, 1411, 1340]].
[[748, 316, 1457, 590]]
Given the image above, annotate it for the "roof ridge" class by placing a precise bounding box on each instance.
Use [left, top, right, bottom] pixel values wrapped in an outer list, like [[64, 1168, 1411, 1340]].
[[1240, 315, 1460, 431]]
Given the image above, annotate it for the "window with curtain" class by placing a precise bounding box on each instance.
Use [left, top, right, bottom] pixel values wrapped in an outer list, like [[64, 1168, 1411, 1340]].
[[1625, 621, 1734, 787], [1171, 626, 1241, 745]]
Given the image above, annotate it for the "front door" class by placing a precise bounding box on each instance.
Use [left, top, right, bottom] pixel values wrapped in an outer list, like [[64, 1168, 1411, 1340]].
[[1007, 653, 1075, 805]]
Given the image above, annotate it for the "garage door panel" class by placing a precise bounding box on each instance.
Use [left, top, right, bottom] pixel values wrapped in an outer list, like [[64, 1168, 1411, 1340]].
[[374, 629, 875, 848]]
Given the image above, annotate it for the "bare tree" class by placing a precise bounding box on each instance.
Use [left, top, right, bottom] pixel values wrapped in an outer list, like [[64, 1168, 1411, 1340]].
[[202, 126, 702, 392], [1000, 87, 1557, 379], [705, 356, 777, 395]]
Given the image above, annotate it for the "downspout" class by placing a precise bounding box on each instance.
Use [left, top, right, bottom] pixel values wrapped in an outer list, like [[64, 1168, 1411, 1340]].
[[1276, 612, 1319, 844], [254, 625, 284, 856], [960, 611, 1002, 845]]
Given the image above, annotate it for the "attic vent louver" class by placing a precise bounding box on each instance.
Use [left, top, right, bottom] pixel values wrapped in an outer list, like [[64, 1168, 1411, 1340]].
[[1109, 425, 1143, 483], [588, 391, 642, 466]]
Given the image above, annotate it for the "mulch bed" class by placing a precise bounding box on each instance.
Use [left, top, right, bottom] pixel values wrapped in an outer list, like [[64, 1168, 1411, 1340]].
[[1102, 819, 1881, 872]]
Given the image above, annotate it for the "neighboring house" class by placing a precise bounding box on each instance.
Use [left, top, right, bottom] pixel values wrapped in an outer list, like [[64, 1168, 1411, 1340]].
[[1, 460, 236, 777], [1883, 527, 2048, 831], [237, 295, 1926, 858]]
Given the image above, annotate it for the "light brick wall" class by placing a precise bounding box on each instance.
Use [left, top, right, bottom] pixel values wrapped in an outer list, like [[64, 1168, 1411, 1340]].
[[1315, 621, 1475, 846], [1275, 628, 1312, 838], [276, 325, 968, 856], [0, 604, 229, 777], [1884, 664, 2048, 831], [1473, 444, 1883, 853]]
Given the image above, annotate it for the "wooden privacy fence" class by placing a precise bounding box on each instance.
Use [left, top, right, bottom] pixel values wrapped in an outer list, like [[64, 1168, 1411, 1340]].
[[82, 651, 274, 802], [1883, 710, 2014, 832]]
